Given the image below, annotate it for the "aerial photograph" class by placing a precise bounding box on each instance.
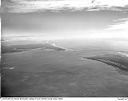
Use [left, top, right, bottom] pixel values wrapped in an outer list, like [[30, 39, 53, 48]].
[[1, 0, 128, 97]]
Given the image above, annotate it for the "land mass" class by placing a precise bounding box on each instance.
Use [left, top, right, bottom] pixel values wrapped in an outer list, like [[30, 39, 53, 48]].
[[84, 52, 128, 71], [2, 43, 66, 54]]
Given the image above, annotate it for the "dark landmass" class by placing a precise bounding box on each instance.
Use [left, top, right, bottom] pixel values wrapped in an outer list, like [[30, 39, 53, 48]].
[[84, 52, 128, 71], [2, 43, 66, 54]]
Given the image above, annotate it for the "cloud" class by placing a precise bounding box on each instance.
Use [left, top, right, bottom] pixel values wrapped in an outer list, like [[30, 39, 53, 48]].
[[107, 18, 128, 31], [2, 0, 128, 13], [105, 18, 128, 39]]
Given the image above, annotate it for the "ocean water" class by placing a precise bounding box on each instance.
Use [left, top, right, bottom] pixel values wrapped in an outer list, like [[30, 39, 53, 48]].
[[2, 46, 128, 96]]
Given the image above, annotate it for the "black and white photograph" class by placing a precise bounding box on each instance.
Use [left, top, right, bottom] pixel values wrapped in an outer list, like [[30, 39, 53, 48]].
[[1, 0, 128, 97]]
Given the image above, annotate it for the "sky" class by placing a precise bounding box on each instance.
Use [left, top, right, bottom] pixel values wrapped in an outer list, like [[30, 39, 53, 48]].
[[1, 0, 128, 41]]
